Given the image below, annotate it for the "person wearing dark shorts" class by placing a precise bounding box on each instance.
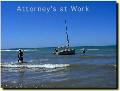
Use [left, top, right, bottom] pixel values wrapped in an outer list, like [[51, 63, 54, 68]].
[[18, 49, 23, 63]]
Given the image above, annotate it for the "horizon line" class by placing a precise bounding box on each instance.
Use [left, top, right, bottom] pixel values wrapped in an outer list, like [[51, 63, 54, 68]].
[[1, 45, 116, 49]]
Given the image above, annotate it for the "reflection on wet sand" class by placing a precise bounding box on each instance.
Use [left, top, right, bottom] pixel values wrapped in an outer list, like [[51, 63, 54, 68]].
[[17, 66, 26, 88]]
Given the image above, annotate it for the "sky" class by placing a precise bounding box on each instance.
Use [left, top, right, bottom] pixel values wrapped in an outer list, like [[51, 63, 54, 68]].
[[1, 1, 117, 49]]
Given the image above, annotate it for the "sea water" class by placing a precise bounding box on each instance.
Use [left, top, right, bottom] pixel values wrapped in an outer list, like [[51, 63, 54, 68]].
[[1, 46, 117, 88]]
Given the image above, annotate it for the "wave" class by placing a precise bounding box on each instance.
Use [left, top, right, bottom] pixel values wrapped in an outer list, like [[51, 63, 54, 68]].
[[1, 49, 37, 52], [79, 55, 115, 59], [87, 49, 99, 51], [1, 63, 116, 73], [68, 64, 116, 72], [1, 50, 18, 52], [80, 49, 99, 51], [1, 64, 70, 69]]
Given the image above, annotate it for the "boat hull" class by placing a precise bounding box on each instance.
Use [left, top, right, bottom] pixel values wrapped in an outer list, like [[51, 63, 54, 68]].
[[53, 48, 75, 55]]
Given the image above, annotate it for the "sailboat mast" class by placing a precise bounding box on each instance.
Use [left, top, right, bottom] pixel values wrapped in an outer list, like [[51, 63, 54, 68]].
[[65, 20, 69, 47]]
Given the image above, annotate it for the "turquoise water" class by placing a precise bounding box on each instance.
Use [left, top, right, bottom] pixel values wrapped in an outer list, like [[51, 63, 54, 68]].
[[1, 46, 117, 88]]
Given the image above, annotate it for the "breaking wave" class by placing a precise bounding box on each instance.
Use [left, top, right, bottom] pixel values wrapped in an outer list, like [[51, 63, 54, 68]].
[[1, 64, 70, 69], [1, 49, 37, 52], [80, 49, 99, 51]]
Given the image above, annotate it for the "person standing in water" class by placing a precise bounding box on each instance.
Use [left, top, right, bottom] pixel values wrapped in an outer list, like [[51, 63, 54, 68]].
[[82, 48, 86, 55], [18, 49, 24, 63]]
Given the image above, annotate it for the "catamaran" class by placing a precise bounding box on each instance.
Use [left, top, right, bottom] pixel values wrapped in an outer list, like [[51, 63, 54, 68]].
[[53, 20, 75, 55]]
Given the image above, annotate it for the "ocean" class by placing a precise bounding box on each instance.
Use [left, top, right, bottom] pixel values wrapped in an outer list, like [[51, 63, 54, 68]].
[[1, 46, 117, 88]]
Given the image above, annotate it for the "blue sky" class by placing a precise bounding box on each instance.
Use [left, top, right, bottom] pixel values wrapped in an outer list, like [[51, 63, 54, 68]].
[[2, 1, 117, 49]]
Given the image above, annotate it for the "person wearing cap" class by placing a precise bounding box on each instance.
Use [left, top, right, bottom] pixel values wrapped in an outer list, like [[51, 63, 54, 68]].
[[18, 49, 24, 63]]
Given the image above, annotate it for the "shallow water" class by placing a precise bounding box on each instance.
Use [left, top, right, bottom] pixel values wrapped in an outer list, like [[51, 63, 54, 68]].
[[1, 46, 117, 88]]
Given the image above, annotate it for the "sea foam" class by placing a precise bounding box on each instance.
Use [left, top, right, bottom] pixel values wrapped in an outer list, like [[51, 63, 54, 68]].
[[1, 64, 70, 69]]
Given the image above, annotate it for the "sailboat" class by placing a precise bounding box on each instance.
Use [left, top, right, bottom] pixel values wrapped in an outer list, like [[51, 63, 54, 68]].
[[53, 20, 75, 55]]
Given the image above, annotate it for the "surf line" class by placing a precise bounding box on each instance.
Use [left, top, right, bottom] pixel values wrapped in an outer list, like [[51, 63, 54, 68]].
[[1, 64, 70, 68]]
